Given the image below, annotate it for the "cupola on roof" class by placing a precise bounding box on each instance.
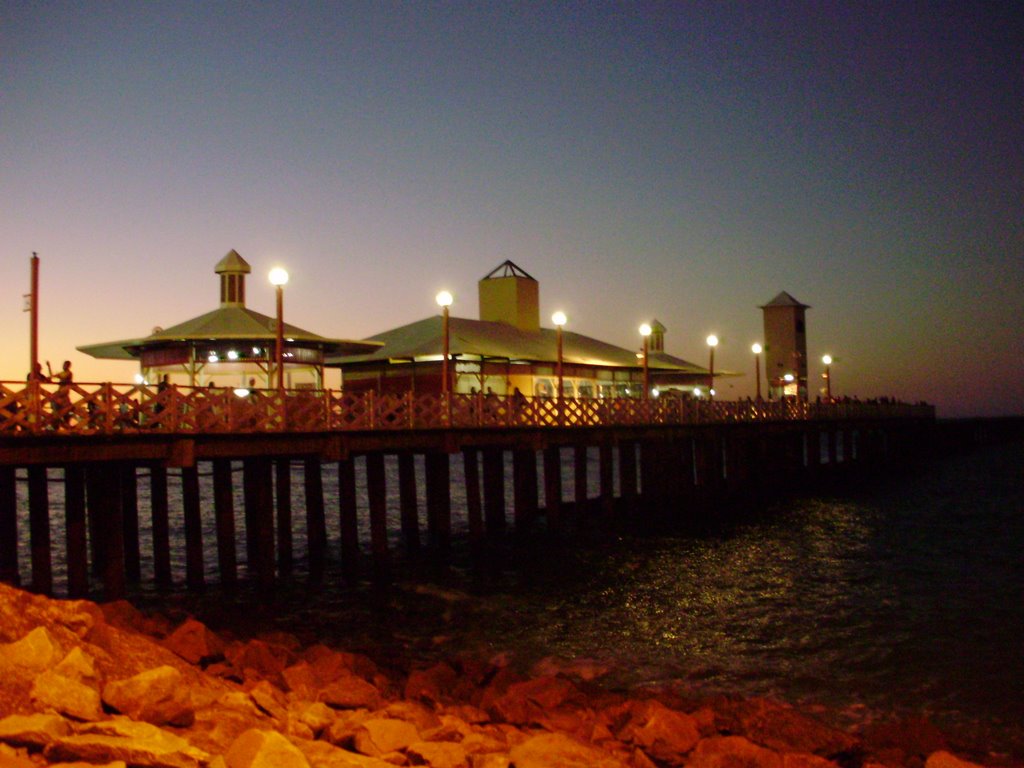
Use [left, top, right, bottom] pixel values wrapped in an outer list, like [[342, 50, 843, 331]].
[[760, 291, 810, 309], [479, 260, 540, 332], [215, 249, 252, 274]]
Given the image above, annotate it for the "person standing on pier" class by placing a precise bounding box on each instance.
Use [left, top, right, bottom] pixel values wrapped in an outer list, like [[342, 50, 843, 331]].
[[47, 360, 73, 426]]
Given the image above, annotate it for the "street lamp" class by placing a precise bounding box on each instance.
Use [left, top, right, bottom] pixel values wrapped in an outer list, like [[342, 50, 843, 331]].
[[639, 323, 652, 400], [268, 267, 289, 392], [552, 311, 566, 422], [436, 291, 453, 396], [552, 311, 566, 399], [706, 335, 718, 399], [751, 343, 763, 400], [821, 354, 833, 401]]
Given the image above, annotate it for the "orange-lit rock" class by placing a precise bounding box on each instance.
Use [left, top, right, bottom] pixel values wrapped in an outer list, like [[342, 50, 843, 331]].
[[103, 665, 195, 727], [163, 618, 226, 666], [352, 717, 420, 757], [508, 732, 630, 768], [320, 673, 383, 711], [407, 739, 470, 768], [0, 713, 71, 749], [223, 728, 310, 768], [689, 735, 784, 768], [44, 717, 209, 768], [30, 669, 103, 722]]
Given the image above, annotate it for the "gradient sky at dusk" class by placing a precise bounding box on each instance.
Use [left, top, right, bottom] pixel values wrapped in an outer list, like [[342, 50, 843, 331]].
[[3, 2, 1021, 417]]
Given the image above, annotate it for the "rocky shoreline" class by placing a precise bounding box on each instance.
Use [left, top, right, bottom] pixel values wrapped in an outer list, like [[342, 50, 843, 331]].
[[0, 581, 1011, 768]]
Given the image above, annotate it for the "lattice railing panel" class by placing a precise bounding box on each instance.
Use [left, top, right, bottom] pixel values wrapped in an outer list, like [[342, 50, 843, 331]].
[[0, 381, 935, 437]]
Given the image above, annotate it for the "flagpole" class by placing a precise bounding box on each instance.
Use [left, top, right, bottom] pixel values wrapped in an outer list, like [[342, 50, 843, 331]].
[[29, 252, 39, 377]]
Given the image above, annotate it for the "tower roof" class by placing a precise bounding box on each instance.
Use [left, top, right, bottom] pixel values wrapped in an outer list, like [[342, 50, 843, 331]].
[[760, 291, 810, 309], [215, 249, 251, 275], [481, 260, 536, 281]]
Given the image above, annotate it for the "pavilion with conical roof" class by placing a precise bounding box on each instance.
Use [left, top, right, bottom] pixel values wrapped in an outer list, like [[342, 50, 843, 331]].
[[329, 260, 710, 398], [78, 250, 380, 389]]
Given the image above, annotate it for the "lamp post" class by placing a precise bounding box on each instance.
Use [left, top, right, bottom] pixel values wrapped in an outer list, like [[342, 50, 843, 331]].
[[751, 343, 762, 400], [639, 323, 652, 400], [706, 335, 718, 399], [436, 291, 453, 396], [552, 311, 566, 422], [821, 354, 833, 401], [268, 267, 289, 393]]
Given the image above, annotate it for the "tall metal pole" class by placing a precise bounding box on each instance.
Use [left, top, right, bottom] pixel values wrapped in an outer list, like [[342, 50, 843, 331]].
[[275, 284, 285, 393], [30, 252, 39, 377], [752, 343, 762, 401], [754, 351, 761, 400], [642, 335, 649, 400], [441, 305, 450, 396], [556, 324, 563, 399]]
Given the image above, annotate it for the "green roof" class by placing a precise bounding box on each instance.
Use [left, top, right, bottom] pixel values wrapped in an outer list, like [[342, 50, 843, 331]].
[[327, 315, 707, 373], [78, 305, 380, 360]]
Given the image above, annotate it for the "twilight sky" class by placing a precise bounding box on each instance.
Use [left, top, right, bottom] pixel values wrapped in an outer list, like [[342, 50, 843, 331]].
[[2, 2, 1021, 417]]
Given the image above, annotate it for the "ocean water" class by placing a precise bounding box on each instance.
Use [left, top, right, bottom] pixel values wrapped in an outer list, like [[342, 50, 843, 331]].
[[11, 439, 1024, 759]]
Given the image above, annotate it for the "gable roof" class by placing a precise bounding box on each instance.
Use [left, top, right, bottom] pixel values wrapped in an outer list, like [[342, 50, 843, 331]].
[[327, 315, 707, 373]]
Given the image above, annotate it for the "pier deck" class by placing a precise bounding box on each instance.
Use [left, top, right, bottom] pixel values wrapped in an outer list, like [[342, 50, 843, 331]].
[[0, 382, 935, 600]]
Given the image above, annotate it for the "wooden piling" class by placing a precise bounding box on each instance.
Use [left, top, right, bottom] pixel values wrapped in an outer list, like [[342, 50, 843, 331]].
[[337, 457, 360, 583], [87, 464, 125, 600], [512, 449, 538, 533], [242, 458, 275, 590], [599, 442, 614, 516], [27, 466, 51, 595], [211, 459, 237, 588], [181, 465, 205, 590], [276, 459, 294, 579], [365, 452, 390, 582], [149, 464, 172, 589], [425, 452, 452, 557], [398, 452, 420, 555], [0, 466, 18, 585], [618, 441, 638, 516], [462, 449, 484, 555], [64, 464, 88, 597], [482, 448, 506, 538], [543, 446, 563, 534], [573, 445, 588, 513], [120, 464, 141, 583], [303, 457, 326, 583]]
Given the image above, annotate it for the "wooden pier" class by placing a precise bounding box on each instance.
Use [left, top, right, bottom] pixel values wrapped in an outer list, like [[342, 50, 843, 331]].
[[0, 382, 935, 599]]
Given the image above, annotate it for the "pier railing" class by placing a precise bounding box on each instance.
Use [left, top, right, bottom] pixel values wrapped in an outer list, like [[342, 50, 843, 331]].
[[0, 381, 934, 436]]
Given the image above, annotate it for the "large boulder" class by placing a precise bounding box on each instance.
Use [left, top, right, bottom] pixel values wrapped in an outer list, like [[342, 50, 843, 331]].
[[103, 665, 195, 727], [43, 717, 209, 768], [405, 662, 459, 703], [319, 673, 383, 710], [352, 718, 420, 757], [30, 669, 103, 721], [713, 698, 857, 756], [0, 713, 72, 749], [163, 619, 226, 666], [406, 740, 469, 768], [508, 732, 630, 768], [0, 627, 63, 671], [225, 640, 291, 684], [223, 728, 310, 768], [614, 699, 701, 765], [925, 751, 987, 768], [486, 676, 582, 726], [689, 735, 784, 768], [293, 736, 405, 767]]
